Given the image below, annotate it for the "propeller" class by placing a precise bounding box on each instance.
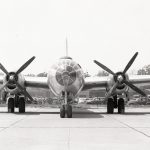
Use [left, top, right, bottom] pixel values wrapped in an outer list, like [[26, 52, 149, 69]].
[[94, 52, 146, 98], [0, 56, 35, 101], [94, 60, 115, 76]]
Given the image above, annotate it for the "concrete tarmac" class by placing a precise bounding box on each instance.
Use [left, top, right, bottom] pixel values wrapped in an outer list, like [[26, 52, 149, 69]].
[[0, 106, 150, 150]]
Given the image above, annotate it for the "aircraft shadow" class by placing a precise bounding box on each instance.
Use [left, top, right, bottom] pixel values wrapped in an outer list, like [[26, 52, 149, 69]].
[[120, 112, 150, 115], [73, 113, 104, 118], [12, 109, 104, 118], [12, 111, 150, 117], [1, 107, 150, 117]]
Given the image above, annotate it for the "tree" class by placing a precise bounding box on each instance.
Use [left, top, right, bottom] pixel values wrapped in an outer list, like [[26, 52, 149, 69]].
[[137, 65, 150, 75], [37, 72, 47, 77], [96, 70, 109, 77], [84, 72, 91, 78], [25, 74, 36, 77]]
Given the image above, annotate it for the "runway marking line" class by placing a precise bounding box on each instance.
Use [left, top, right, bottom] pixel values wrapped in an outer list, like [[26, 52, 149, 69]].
[[106, 115, 150, 138]]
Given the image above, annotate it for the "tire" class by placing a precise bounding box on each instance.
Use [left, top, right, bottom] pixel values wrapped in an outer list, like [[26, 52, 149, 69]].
[[8, 98, 15, 113], [66, 105, 72, 118], [19, 97, 25, 113], [118, 98, 125, 114], [60, 105, 65, 118], [107, 98, 114, 114]]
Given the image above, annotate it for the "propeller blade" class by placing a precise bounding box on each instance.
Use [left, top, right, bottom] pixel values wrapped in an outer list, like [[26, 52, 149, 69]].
[[16, 56, 35, 75], [0, 82, 8, 92], [124, 80, 146, 96], [123, 52, 138, 74], [94, 60, 115, 75], [15, 82, 34, 101], [0, 63, 9, 75], [105, 82, 118, 100]]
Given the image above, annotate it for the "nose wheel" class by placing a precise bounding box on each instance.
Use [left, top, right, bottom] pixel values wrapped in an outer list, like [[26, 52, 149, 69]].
[[66, 104, 72, 118], [60, 104, 72, 118], [60, 105, 65, 118]]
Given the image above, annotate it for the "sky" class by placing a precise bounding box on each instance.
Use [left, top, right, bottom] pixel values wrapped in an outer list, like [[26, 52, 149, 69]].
[[0, 0, 150, 76]]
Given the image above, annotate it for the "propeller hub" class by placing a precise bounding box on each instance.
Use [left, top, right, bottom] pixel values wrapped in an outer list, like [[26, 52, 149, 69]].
[[9, 75, 15, 81], [6, 72, 18, 83], [117, 75, 124, 83], [114, 72, 125, 84]]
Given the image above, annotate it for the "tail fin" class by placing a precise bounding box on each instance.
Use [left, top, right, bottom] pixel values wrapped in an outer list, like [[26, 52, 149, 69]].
[[66, 37, 68, 57]]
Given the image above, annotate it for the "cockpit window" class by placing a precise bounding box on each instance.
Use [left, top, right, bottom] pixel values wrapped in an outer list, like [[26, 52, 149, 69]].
[[56, 65, 76, 86], [55, 58, 84, 86]]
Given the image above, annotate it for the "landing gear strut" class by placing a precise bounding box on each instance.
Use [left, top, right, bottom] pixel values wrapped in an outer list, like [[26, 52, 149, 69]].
[[113, 95, 118, 108]]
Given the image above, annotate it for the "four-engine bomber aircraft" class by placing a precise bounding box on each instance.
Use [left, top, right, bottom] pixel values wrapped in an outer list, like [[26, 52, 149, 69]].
[[0, 52, 150, 118]]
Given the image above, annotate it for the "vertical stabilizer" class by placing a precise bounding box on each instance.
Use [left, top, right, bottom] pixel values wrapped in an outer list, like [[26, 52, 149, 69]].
[[66, 37, 68, 57]]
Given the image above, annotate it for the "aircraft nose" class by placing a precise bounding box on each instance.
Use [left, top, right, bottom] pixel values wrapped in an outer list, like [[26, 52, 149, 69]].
[[56, 66, 76, 86]]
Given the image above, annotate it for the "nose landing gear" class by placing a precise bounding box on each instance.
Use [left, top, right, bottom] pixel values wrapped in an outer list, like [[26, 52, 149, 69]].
[[60, 104, 72, 118], [60, 91, 73, 118]]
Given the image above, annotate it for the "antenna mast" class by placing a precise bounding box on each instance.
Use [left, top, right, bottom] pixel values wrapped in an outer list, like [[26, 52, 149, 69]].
[[66, 37, 68, 56]]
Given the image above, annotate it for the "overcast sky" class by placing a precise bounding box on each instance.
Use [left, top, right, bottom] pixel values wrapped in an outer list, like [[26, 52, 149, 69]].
[[0, 0, 149, 76]]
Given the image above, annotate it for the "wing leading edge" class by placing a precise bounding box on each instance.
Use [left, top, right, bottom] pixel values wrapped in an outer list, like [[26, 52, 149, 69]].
[[24, 76, 49, 89], [129, 75, 150, 86], [82, 76, 108, 91]]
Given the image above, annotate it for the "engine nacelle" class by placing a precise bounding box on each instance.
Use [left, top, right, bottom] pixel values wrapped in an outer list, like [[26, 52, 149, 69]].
[[3, 72, 25, 94]]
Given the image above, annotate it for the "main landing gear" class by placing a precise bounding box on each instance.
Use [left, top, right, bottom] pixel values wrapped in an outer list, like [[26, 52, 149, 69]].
[[107, 96, 125, 114], [7, 94, 26, 113]]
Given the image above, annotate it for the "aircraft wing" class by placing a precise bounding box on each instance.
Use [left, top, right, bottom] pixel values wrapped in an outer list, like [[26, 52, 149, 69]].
[[82, 76, 108, 91], [82, 75, 150, 91], [24, 76, 49, 89], [129, 75, 150, 85]]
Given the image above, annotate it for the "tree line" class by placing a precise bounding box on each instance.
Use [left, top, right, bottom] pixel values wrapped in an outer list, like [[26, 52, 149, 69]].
[[96, 64, 150, 76], [23, 64, 150, 77]]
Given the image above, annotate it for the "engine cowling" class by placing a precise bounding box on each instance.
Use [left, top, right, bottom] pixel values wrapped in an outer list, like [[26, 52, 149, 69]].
[[107, 72, 129, 95], [3, 72, 25, 94]]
